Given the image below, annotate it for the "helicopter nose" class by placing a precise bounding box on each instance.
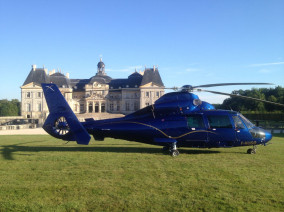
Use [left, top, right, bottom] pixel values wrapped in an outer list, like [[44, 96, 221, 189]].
[[264, 131, 272, 143]]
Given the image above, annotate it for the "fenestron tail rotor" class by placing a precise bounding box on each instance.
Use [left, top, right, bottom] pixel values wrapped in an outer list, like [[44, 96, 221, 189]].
[[54, 116, 70, 135]]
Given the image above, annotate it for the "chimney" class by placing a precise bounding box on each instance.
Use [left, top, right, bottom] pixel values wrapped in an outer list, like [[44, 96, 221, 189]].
[[43, 65, 48, 75], [32, 64, 37, 71], [49, 69, 56, 75], [66, 73, 70, 78], [153, 65, 156, 71]]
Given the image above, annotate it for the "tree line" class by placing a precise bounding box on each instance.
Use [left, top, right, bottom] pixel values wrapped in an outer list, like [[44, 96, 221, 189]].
[[215, 86, 284, 112], [0, 99, 21, 116]]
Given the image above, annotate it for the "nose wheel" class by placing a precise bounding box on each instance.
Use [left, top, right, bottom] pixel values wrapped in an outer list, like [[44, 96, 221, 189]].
[[247, 145, 257, 154]]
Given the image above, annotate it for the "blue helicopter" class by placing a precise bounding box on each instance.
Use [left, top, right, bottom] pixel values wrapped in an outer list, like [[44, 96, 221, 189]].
[[41, 83, 283, 156]]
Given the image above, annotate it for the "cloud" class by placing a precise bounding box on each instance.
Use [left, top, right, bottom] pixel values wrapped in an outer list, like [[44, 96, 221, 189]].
[[259, 69, 273, 74], [249, 62, 284, 67], [185, 68, 199, 72]]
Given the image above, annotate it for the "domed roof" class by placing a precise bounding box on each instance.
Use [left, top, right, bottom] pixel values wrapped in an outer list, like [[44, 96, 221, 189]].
[[89, 75, 112, 84]]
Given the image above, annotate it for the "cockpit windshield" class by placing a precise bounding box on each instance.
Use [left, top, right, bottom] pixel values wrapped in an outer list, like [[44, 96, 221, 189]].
[[240, 114, 255, 129]]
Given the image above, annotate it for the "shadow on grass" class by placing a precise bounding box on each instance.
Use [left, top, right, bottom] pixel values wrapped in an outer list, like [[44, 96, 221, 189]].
[[1, 142, 221, 160]]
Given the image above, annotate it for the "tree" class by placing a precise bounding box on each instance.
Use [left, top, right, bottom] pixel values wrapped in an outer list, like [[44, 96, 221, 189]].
[[0, 99, 21, 116], [220, 86, 284, 112]]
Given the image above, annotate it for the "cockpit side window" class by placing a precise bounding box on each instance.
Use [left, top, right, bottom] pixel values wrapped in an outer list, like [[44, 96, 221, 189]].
[[240, 114, 254, 129], [207, 115, 233, 128], [187, 115, 205, 128], [232, 116, 245, 129]]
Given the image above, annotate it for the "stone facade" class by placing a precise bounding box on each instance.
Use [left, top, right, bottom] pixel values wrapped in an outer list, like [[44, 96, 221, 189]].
[[21, 59, 165, 121]]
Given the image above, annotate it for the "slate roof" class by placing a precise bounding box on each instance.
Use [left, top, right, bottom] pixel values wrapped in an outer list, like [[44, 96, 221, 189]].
[[23, 66, 164, 91], [23, 68, 50, 86], [109, 72, 143, 89], [141, 68, 164, 87], [23, 68, 70, 88], [49, 73, 71, 88]]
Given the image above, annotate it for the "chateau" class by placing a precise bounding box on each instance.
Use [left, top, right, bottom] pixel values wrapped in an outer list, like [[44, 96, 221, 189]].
[[21, 59, 165, 121]]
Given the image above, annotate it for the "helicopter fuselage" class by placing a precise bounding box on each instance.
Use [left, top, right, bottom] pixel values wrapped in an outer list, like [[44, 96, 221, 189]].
[[82, 109, 271, 149], [41, 83, 272, 156]]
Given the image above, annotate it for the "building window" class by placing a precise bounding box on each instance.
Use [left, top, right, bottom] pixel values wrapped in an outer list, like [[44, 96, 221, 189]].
[[26, 103, 31, 112], [110, 103, 114, 111], [37, 103, 41, 112], [95, 103, 99, 113], [146, 92, 150, 97], [80, 104, 85, 113], [37, 92, 41, 98], [156, 92, 159, 97], [27, 92, 31, 98], [126, 102, 130, 111], [145, 103, 150, 106], [89, 103, 93, 113], [134, 102, 139, 111], [117, 104, 120, 111], [101, 103, 105, 112]]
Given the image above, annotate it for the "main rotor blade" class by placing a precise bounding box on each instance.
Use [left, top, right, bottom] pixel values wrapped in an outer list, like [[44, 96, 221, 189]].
[[193, 83, 273, 89], [199, 89, 284, 107]]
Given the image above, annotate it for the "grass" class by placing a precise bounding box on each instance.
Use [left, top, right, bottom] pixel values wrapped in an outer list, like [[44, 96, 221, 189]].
[[0, 135, 284, 211]]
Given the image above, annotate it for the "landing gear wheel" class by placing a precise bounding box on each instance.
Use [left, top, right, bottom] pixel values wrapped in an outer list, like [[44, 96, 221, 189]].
[[171, 150, 180, 157], [247, 148, 256, 154]]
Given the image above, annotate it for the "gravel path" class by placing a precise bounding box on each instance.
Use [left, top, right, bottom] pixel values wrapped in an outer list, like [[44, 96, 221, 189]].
[[0, 128, 48, 135]]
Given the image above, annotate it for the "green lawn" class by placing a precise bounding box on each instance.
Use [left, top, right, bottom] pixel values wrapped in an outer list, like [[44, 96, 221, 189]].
[[0, 135, 283, 211]]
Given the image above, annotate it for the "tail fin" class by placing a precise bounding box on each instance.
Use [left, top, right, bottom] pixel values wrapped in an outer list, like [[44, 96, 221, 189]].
[[42, 83, 91, 145]]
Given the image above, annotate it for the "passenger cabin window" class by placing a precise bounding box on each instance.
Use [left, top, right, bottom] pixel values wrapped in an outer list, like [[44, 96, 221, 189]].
[[207, 115, 232, 128], [232, 116, 245, 129], [187, 115, 205, 128]]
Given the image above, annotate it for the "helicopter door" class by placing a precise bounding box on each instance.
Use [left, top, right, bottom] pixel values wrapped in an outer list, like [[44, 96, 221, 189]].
[[185, 114, 208, 146], [206, 114, 237, 147], [232, 115, 253, 144]]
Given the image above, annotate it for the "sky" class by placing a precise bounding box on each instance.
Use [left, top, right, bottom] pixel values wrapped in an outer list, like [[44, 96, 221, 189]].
[[0, 0, 283, 103]]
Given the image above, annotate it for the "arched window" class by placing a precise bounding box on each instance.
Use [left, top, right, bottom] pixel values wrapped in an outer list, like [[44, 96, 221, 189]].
[[95, 103, 99, 113], [88, 102, 93, 113]]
